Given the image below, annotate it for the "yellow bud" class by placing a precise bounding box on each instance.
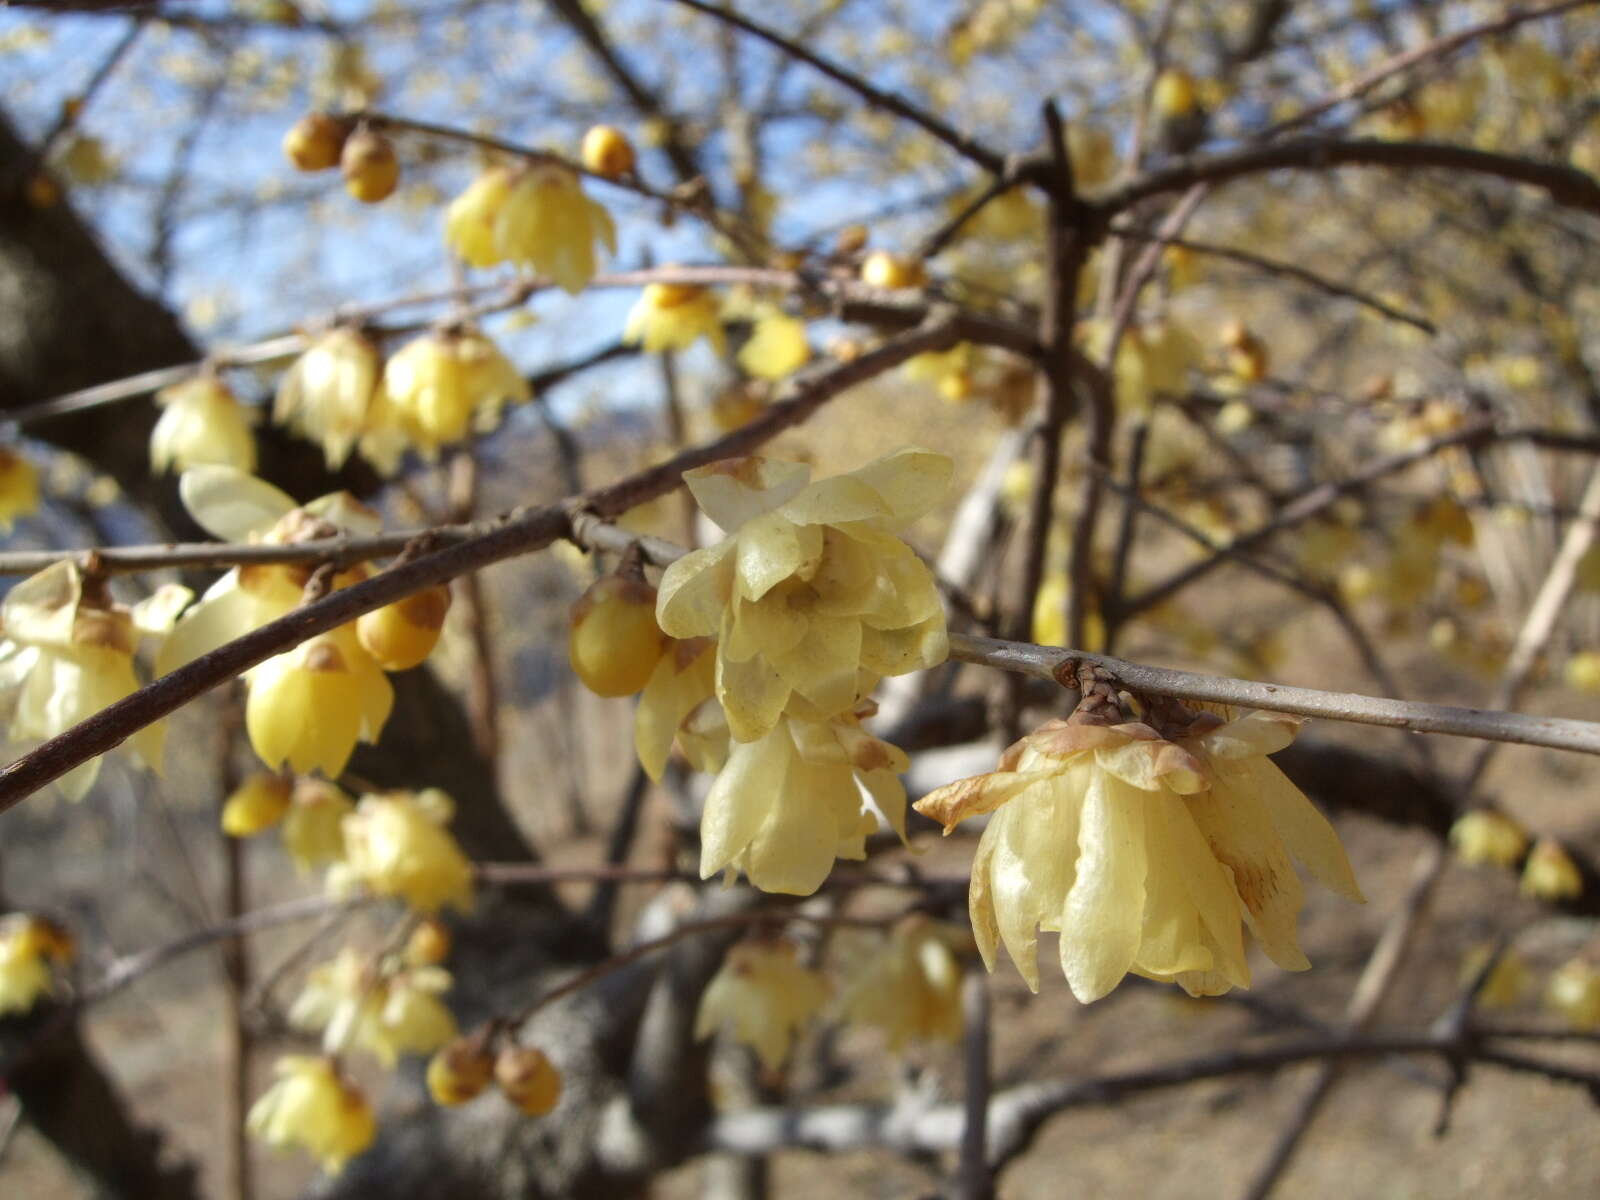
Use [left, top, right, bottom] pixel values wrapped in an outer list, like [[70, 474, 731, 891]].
[[405, 917, 452, 966], [1520, 837, 1582, 901], [341, 128, 399, 203], [283, 112, 349, 171], [580, 124, 635, 179], [221, 773, 293, 837], [1546, 958, 1600, 1030], [0, 447, 40, 530], [357, 584, 452, 671], [568, 574, 666, 697], [427, 1036, 495, 1106], [1449, 809, 1527, 868], [860, 250, 924, 290], [494, 1045, 562, 1116], [1152, 69, 1199, 118]]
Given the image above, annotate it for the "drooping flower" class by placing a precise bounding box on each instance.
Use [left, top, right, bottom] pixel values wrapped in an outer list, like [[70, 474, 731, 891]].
[[0, 561, 190, 799], [150, 375, 258, 474], [335, 789, 474, 913], [915, 705, 1361, 1001], [274, 326, 383, 470], [1449, 809, 1527, 869], [837, 916, 966, 1050], [0, 914, 74, 1017], [1521, 837, 1583, 901], [623, 282, 726, 356], [221, 772, 294, 837], [655, 450, 951, 743], [695, 938, 829, 1072], [247, 1056, 376, 1175], [700, 707, 908, 895], [0, 446, 40, 530], [379, 327, 531, 459], [289, 948, 457, 1067], [445, 164, 616, 293], [1546, 958, 1600, 1030], [246, 627, 393, 777], [282, 778, 355, 872], [738, 306, 811, 380]]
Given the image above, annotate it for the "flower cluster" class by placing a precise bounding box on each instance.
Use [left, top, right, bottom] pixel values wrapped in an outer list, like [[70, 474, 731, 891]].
[[915, 686, 1362, 1002], [331, 789, 475, 914], [289, 947, 457, 1066]]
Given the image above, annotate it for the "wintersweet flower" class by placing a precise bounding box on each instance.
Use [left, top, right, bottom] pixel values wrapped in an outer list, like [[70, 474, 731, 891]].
[[700, 708, 909, 895], [695, 939, 829, 1072], [157, 467, 380, 676], [623, 283, 726, 356], [274, 326, 383, 469], [0, 446, 39, 530], [916, 704, 1361, 1001], [379, 327, 531, 458], [0, 561, 190, 799], [246, 627, 393, 777], [282, 778, 354, 872], [838, 916, 966, 1049], [335, 789, 474, 913], [656, 450, 952, 743], [0, 914, 74, 1017], [737, 307, 810, 380], [1546, 958, 1600, 1030], [1449, 809, 1527, 868], [247, 1056, 375, 1175], [446, 164, 616, 293], [221, 772, 293, 837], [1521, 837, 1582, 900], [289, 948, 457, 1066], [150, 375, 257, 474]]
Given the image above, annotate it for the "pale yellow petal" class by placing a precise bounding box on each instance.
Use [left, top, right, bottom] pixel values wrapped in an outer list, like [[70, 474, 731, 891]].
[[845, 448, 953, 526], [655, 543, 734, 638], [716, 650, 791, 743], [1059, 773, 1148, 1003], [179, 466, 296, 542], [1227, 756, 1364, 903]]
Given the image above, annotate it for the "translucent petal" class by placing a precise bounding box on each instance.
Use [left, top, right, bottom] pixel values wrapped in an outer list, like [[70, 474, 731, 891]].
[[684, 458, 810, 533], [634, 640, 715, 780], [655, 543, 734, 638], [716, 650, 790, 743], [724, 592, 807, 664], [1197, 711, 1302, 759], [1, 561, 79, 646], [1135, 796, 1214, 978], [1228, 756, 1364, 903], [845, 448, 953, 526], [155, 581, 254, 675], [735, 512, 810, 600], [129, 584, 194, 637], [778, 476, 890, 527], [1059, 773, 1148, 1003], [767, 614, 862, 716], [180, 466, 296, 542], [968, 823, 1002, 976], [1160, 792, 1250, 989]]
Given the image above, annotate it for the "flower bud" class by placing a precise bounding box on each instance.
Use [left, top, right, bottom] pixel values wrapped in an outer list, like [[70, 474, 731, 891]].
[[404, 917, 452, 967], [494, 1044, 562, 1116], [357, 584, 453, 671], [1153, 69, 1199, 118], [0, 447, 40, 530], [283, 113, 349, 172], [1449, 809, 1527, 868], [580, 124, 635, 179], [1521, 837, 1582, 901], [860, 250, 924, 290], [221, 773, 294, 837], [341, 128, 399, 203], [568, 574, 666, 697], [426, 1036, 495, 1106]]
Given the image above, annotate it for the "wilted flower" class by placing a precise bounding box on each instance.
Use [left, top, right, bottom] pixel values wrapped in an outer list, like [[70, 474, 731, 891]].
[[0, 561, 190, 799], [379, 328, 531, 458], [150, 375, 257, 474], [738, 307, 810, 380], [838, 916, 967, 1049], [1449, 809, 1527, 869], [1546, 958, 1600, 1030], [246, 628, 393, 777], [274, 326, 383, 470], [1521, 837, 1583, 901], [445, 164, 616, 293], [916, 704, 1362, 1001], [221, 772, 293, 837], [656, 450, 951, 743], [695, 939, 828, 1072], [623, 283, 726, 356], [282, 778, 355, 872], [335, 790, 474, 913], [290, 948, 456, 1066], [494, 1044, 563, 1116], [0, 447, 39, 530], [247, 1056, 375, 1175], [700, 708, 908, 895], [0, 914, 74, 1016]]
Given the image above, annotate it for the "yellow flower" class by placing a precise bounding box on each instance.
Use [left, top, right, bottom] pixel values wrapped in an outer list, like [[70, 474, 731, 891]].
[[221, 772, 293, 837], [695, 939, 829, 1072], [150, 376, 257, 474], [1546, 958, 1600, 1030], [446, 164, 616, 293], [283, 778, 355, 872], [859, 250, 924, 290], [1521, 837, 1583, 901], [738, 307, 810, 380], [494, 1045, 563, 1116], [427, 1035, 495, 1106], [1564, 651, 1600, 693], [245, 628, 394, 777], [580, 124, 635, 179], [916, 708, 1362, 1001], [623, 282, 726, 355], [568, 573, 666, 697], [656, 450, 951, 742], [903, 344, 974, 402], [1153, 68, 1199, 117], [1449, 809, 1527, 868], [0, 561, 190, 800], [1031, 572, 1105, 651], [247, 1056, 375, 1175], [634, 636, 718, 780], [1083, 319, 1199, 414], [290, 949, 457, 1066], [274, 327, 383, 470], [0, 446, 40, 530], [0, 914, 74, 1017], [380, 328, 531, 459], [700, 709, 908, 895], [158, 468, 380, 677], [838, 916, 966, 1050], [336, 790, 474, 913], [340, 127, 399, 203]]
